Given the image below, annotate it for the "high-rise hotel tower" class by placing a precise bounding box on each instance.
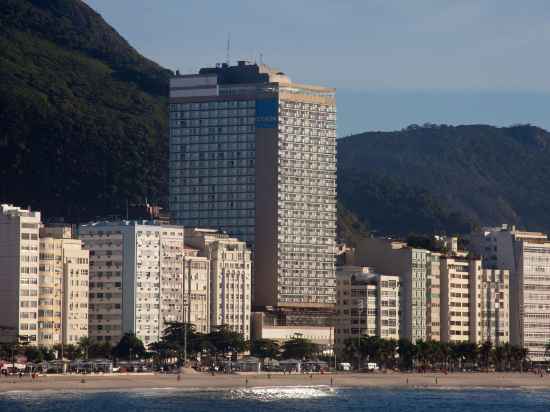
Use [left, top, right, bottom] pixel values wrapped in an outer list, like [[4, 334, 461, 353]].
[[169, 61, 336, 318]]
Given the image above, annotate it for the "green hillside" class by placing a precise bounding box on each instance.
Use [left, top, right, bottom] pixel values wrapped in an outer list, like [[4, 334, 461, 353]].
[[0, 0, 171, 220], [338, 124, 550, 235]]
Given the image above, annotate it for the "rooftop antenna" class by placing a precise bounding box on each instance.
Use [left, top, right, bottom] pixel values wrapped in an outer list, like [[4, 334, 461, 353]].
[[226, 32, 231, 65], [259, 53, 264, 65]]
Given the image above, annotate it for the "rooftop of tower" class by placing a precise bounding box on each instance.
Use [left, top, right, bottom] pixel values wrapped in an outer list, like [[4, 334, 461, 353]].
[[197, 60, 292, 85]]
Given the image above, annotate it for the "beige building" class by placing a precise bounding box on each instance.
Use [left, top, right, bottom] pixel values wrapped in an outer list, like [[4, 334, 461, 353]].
[[251, 312, 334, 349], [184, 228, 252, 339], [79, 222, 185, 346], [183, 246, 210, 334], [0, 204, 41, 344], [169, 61, 336, 320], [335, 266, 399, 354], [39, 226, 89, 347], [426, 253, 441, 341], [354, 238, 428, 342], [470, 269, 510, 345], [470, 225, 550, 360], [440, 256, 480, 343]]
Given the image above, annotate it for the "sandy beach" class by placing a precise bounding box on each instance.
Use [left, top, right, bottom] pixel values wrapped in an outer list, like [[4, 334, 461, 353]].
[[1, 372, 549, 393]]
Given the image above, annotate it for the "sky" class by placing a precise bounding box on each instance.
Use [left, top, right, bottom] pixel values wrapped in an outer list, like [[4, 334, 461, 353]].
[[85, 0, 550, 135]]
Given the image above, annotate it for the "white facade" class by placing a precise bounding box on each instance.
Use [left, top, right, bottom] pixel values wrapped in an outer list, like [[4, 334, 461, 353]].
[[79, 222, 184, 346], [470, 226, 550, 361], [0, 204, 41, 344], [183, 246, 210, 334], [470, 269, 510, 345]]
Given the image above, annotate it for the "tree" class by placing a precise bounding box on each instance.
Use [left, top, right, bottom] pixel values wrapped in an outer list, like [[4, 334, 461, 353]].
[[397, 338, 416, 371], [89, 341, 113, 359], [250, 339, 280, 360], [162, 321, 207, 358], [492, 344, 506, 372], [78, 337, 92, 359], [281, 337, 320, 360], [207, 325, 247, 357], [112, 333, 146, 360], [510, 345, 528, 372]]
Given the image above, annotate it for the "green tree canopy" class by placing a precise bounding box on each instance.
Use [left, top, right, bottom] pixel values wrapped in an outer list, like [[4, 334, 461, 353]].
[[281, 337, 320, 360], [112, 333, 145, 360], [250, 339, 281, 360]]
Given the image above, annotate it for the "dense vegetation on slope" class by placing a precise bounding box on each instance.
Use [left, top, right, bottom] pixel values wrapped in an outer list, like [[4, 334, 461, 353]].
[[0, 0, 171, 220], [338, 124, 550, 235]]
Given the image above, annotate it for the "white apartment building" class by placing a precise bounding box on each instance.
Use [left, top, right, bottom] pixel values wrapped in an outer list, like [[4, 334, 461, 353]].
[[470, 269, 509, 345], [39, 226, 89, 346], [79, 222, 184, 346], [184, 228, 252, 340], [470, 225, 550, 361], [335, 266, 400, 354], [183, 246, 210, 334], [0, 204, 41, 344]]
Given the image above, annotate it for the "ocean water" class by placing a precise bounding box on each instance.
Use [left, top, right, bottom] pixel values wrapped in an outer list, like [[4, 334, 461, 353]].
[[1, 386, 550, 412]]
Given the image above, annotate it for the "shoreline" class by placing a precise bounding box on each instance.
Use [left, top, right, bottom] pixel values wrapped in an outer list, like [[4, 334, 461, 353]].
[[1, 372, 550, 393]]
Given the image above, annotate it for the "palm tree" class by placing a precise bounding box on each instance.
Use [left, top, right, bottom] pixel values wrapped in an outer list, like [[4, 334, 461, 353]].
[[478, 341, 493, 371], [492, 344, 506, 371], [510, 345, 528, 372], [501, 343, 513, 371]]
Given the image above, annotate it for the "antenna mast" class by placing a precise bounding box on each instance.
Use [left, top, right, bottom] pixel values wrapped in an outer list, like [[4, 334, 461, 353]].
[[226, 33, 231, 65]]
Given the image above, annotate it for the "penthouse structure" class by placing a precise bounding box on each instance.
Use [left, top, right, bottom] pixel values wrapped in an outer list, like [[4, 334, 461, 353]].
[[335, 266, 400, 354], [184, 228, 252, 339], [470, 225, 550, 361], [169, 61, 336, 322]]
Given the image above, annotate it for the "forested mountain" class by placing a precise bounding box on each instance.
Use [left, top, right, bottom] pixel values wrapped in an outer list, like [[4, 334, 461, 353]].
[[0, 0, 171, 220], [338, 124, 550, 235]]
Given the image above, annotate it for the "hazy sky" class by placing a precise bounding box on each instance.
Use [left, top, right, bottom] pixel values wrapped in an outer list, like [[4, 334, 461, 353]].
[[85, 0, 550, 135]]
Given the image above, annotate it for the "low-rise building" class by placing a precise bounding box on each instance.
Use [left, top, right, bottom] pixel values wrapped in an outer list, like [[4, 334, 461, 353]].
[[251, 312, 334, 349]]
